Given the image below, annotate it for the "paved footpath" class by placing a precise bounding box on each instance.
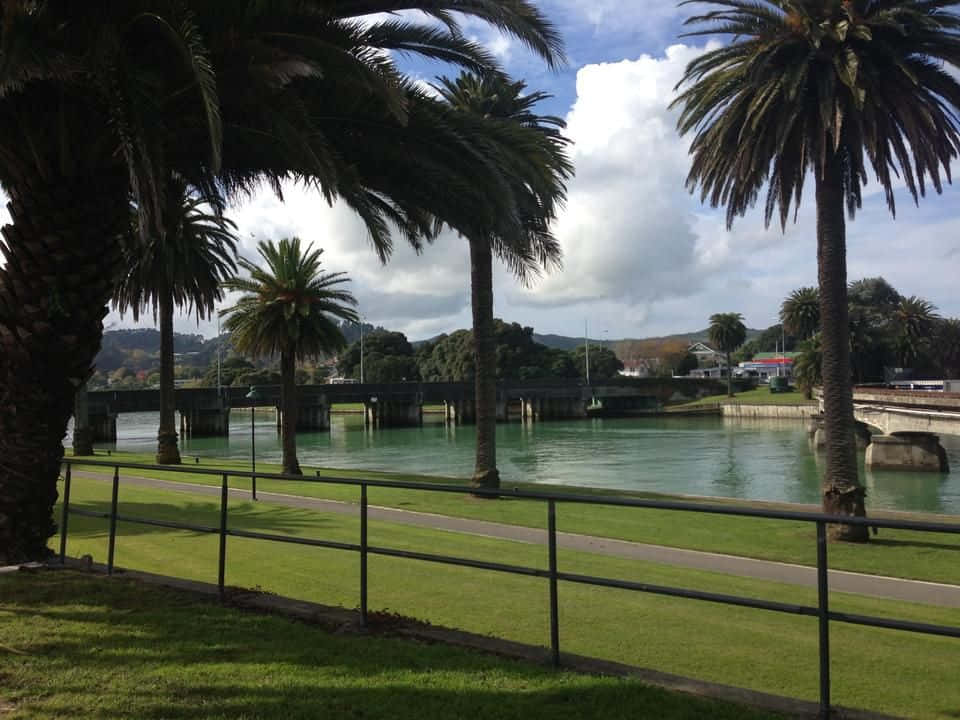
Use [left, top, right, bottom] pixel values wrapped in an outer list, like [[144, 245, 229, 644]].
[[73, 470, 960, 608]]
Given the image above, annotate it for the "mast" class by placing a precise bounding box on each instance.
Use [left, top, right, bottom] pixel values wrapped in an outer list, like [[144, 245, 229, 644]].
[[585, 319, 590, 385]]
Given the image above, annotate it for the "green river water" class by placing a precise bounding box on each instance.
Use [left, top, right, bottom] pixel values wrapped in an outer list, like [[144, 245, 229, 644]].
[[79, 411, 960, 515]]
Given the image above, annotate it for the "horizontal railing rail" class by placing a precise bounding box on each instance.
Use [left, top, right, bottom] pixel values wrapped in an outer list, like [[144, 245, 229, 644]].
[[58, 458, 960, 719]]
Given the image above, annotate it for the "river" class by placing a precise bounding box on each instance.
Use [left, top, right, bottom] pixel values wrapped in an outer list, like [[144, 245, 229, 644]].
[[68, 411, 960, 515]]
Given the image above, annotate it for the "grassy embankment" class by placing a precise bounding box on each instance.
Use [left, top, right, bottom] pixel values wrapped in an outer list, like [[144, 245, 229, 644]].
[[66, 450, 960, 585], [671, 387, 816, 407], [0, 571, 778, 720], [41, 476, 960, 720]]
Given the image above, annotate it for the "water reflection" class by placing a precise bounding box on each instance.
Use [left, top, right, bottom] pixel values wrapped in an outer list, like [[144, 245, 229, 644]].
[[69, 411, 960, 515]]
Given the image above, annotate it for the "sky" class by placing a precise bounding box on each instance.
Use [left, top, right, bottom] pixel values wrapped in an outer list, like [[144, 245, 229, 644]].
[[28, 2, 960, 341]]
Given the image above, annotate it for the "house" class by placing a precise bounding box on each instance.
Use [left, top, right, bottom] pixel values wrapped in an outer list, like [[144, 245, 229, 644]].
[[736, 352, 800, 382], [688, 342, 725, 366], [619, 358, 662, 378]]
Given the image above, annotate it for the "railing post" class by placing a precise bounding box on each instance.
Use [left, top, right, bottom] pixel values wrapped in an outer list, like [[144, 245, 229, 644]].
[[548, 499, 560, 667], [816, 520, 831, 719], [360, 482, 368, 626], [107, 466, 119, 575], [59, 464, 72, 564], [218, 473, 229, 600]]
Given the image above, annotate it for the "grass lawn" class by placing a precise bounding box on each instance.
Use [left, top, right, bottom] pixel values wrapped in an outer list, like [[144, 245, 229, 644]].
[[66, 450, 960, 585], [673, 387, 816, 407], [43, 475, 960, 719], [0, 571, 779, 720]]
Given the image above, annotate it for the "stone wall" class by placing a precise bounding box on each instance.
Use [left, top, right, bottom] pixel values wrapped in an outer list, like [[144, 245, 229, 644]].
[[721, 403, 819, 419]]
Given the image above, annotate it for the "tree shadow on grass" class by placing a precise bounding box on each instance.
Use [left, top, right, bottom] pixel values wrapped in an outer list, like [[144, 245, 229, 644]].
[[1, 572, 777, 720], [866, 537, 960, 553], [64, 499, 342, 539]]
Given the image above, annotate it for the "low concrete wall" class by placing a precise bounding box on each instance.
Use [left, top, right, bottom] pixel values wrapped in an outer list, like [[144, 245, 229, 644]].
[[721, 404, 819, 419]]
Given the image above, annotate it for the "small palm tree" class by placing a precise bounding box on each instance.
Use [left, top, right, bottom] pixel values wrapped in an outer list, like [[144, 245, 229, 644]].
[[434, 72, 573, 490], [780, 287, 820, 340], [708, 313, 747, 397], [794, 334, 823, 400], [674, 0, 960, 540], [892, 296, 939, 367], [114, 178, 238, 464], [221, 238, 357, 475]]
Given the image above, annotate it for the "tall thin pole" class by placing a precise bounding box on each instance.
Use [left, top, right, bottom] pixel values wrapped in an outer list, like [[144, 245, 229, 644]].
[[585, 319, 590, 386], [360, 318, 365, 384], [250, 406, 257, 500]]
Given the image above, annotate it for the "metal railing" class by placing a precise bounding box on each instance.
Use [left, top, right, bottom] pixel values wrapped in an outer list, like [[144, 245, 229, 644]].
[[59, 458, 960, 719]]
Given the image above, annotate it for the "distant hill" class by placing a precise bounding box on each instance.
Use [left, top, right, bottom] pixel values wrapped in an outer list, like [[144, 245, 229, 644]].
[[95, 329, 230, 372], [532, 327, 762, 352]]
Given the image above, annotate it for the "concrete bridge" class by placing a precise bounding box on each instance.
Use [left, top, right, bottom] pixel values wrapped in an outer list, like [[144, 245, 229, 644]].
[[78, 376, 751, 442], [813, 388, 960, 472]]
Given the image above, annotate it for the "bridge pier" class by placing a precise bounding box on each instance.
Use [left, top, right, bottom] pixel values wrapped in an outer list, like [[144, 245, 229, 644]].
[[865, 433, 949, 473], [365, 398, 422, 428], [90, 411, 117, 443], [296, 400, 330, 432], [72, 384, 94, 455], [182, 407, 230, 437], [444, 398, 475, 425], [522, 395, 587, 421]]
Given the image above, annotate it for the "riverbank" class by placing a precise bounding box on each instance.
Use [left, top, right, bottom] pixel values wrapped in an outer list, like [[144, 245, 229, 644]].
[[63, 450, 960, 585]]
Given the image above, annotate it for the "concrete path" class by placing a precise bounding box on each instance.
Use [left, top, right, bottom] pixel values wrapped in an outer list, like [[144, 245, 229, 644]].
[[72, 470, 960, 608]]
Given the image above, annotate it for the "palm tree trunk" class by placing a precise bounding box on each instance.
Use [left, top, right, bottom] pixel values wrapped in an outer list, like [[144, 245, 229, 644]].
[[726, 352, 733, 396], [280, 350, 302, 476], [156, 283, 181, 464], [0, 172, 127, 563], [470, 239, 499, 490], [816, 156, 868, 542]]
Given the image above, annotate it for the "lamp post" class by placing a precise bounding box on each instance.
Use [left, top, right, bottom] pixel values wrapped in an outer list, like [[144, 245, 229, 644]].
[[245, 386, 263, 500], [359, 316, 365, 384]]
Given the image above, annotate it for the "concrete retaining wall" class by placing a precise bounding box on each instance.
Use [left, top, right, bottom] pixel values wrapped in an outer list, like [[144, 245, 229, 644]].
[[721, 404, 819, 419]]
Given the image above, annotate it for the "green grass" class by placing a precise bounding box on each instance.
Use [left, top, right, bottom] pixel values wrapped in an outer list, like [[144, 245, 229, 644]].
[[67, 450, 960, 585], [0, 571, 779, 720], [674, 387, 816, 407], [43, 475, 960, 719]]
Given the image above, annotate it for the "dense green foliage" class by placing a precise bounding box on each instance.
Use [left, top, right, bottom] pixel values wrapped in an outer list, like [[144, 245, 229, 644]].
[[415, 320, 582, 382], [338, 331, 420, 383], [780, 288, 820, 341]]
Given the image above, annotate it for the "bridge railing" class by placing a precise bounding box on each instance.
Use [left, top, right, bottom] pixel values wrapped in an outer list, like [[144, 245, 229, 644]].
[[58, 458, 960, 719]]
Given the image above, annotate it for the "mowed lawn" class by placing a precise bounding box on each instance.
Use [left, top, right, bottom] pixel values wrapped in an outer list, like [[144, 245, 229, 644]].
[[66, 451, 960, 585], [671, 387, 817, 407], [47, 474, 960, 720], [0, 571, 779, 720]]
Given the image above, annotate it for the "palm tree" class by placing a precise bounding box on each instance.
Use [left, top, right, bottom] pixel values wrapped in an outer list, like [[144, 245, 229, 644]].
[[673, 0, 960, 540], [794, 334, 823, 400], [434, 72, 573, 490], [221, 238, 357, 475], [780, 287, 820, 341], [892, 296, 939, 368], [708, 313, 747, 397], [113, 178, 238, 465], [0, 1, 563, 562]]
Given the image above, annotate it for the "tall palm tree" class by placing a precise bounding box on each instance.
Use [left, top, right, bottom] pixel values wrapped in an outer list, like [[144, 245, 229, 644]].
[[708, 313, 747, 397], [113, 178, 238, 465], [434, 72, 573, 490], [780, 287, 820, 341], [933, 318, 960, 379], [892, 296, 939, 368], [673, 0, 960, 540], [221, 238, 357, 475], [0, 1, 563, 562]]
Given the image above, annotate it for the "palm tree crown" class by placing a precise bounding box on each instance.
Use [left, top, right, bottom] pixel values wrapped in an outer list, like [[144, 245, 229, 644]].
[[780, 287, 820, 340], [673, 0, 960, 229], [892, 295, 939, 366], [113, 180, 238, 322], [222, 238, 359, 359], [708, 313, 747, 355]]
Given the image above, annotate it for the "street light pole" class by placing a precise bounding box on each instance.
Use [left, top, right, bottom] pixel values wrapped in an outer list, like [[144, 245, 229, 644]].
[[360, 317, 365, 384], [245, 386, 263, 500]]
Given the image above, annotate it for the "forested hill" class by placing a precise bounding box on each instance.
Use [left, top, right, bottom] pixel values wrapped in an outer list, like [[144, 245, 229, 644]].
[[532, 327, 762, 351], [94, 329, 225, 372]]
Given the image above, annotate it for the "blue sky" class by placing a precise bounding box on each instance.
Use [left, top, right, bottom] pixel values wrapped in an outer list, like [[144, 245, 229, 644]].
[[133, 2, 960, 341]]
